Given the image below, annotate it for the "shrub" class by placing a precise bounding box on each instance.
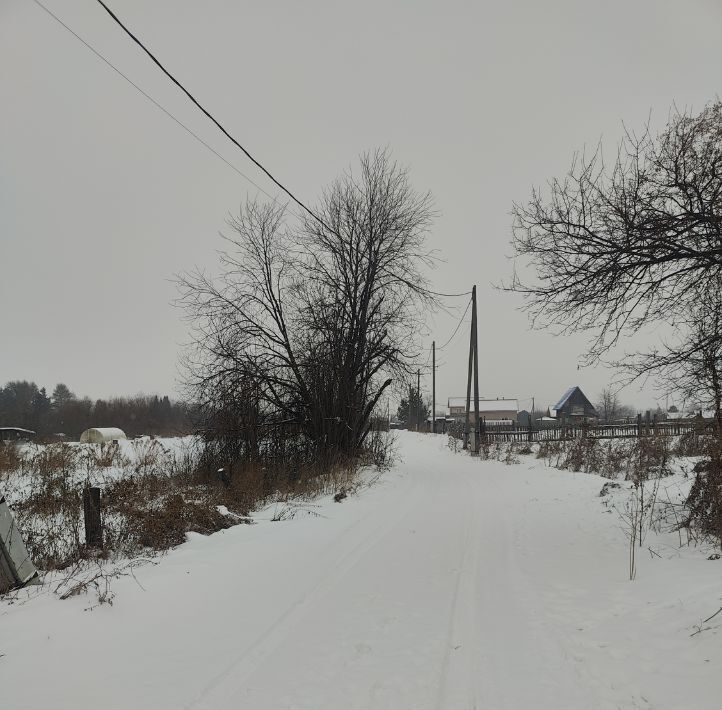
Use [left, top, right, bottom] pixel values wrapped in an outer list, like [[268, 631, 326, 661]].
[[0, 442, 21, 478], [683, 436, 722, 545]]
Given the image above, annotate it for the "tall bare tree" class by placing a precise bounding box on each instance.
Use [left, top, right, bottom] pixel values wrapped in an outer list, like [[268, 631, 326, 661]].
[[510, 101, 722, 402], [178, 150, 434, 461]]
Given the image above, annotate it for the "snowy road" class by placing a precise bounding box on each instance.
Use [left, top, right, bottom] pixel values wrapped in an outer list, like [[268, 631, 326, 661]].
[[2, 433, 720, 709]]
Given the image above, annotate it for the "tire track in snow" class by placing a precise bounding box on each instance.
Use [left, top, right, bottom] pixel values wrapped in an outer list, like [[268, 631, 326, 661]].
[[434, 460, 514, 710], [433, 464, 476, 710], [187, 463, 441, 709]]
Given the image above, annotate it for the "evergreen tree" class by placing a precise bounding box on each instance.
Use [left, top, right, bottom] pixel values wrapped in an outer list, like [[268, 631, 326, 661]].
[[397, 390, 430, 429]]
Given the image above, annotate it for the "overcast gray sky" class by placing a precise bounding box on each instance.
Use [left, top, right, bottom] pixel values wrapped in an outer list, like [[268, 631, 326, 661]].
[[2, 0, 721, 411]]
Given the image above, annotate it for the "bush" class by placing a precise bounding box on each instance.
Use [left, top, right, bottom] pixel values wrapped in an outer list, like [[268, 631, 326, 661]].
[[0, 442, 21, 478], [675, 430, 710, 457], [683, 436, 722, 545]]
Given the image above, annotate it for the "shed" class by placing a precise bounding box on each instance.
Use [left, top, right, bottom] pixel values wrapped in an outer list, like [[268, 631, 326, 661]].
[[79, 427, 127, 444], [0, 427, 36, 442], [552, 387, 597, 423]]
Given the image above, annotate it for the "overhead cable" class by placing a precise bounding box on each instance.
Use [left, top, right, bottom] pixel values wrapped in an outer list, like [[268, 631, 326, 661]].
[[92, 0, 333, 233], [30, 0, 278, 203], [437, 296, 472, 351]]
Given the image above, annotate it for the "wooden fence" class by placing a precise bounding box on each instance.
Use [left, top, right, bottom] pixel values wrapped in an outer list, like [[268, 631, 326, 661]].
[[478, 418, 711, 443]]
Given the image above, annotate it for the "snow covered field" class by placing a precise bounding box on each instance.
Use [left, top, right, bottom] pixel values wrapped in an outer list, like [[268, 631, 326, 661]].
[[2, 432, 720, 709]]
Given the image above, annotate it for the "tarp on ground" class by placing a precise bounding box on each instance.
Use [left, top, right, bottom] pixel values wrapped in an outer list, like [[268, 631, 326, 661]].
[[0, 495, 38, 593]]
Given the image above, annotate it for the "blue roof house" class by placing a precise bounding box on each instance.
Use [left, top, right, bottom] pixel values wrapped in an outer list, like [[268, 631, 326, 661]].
[[552, 387, 598, 423]]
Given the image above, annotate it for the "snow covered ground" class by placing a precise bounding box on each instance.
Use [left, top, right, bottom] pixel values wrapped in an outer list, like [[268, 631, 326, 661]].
[[2, 432, 720, 709]]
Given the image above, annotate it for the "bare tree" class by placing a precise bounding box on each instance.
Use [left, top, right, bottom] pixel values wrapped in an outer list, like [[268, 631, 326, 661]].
[[596, 387, 635, 423], [628, 287, 722, 430], [177, 150, 434, 462], [510, 101, 722, 402]]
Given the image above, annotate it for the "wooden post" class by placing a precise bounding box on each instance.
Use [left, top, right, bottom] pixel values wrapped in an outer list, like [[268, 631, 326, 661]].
[[528, 397, 535, 442], [432, 341, 436, 434], [83, 487, 103, 549]]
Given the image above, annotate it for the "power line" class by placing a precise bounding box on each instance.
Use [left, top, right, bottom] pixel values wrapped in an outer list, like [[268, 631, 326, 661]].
[[437, 296, 472, 351], [92, 0, 333, 233], [30, 0, 278, 204], [32, 0, 471, 308], [426, 289, 473, 298]]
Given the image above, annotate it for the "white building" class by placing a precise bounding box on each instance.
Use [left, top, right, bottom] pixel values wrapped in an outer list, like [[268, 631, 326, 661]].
[[447, 398, 518, 423]]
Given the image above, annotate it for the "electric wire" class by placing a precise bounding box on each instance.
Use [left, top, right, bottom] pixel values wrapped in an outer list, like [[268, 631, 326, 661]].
[[92, 0, 334, 234], [436, 295, 472, 351], [426, 289, 473, 298], [33, 0, 470, 306], [30, 0, 279, 204]]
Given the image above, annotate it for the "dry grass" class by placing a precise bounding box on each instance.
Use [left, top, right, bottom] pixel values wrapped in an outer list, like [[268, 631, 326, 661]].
[[1, 435, 370, 579], [0, 442, 22, 478]]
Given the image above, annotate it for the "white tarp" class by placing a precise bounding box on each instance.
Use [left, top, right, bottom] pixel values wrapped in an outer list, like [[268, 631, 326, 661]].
[[0, 495, 38, 593]]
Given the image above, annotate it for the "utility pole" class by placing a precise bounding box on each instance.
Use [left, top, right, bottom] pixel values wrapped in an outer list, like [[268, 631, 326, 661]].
[[464, 285, 480, 452], [409, 383, 413, 432], [472, 286, 479, 452], [417, 368, 421, 432], [432, 341, 436, 435], [529, 395, 535, 441], [464, 296, 474, 449]]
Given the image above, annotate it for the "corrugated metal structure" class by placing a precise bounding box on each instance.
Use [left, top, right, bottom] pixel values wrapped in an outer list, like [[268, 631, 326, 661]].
[[79, 427, 127, 444], [0, 496, 38, 593]]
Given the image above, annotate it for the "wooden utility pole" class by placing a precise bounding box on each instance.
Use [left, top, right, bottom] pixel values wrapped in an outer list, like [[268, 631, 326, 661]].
[[464, 298, 474, 449], [464, 285, 480, 452], [472, 286, 480, 452], [409, 384, 414, 431], [417, 368, 421, 432], [432, 341, 436, 434]]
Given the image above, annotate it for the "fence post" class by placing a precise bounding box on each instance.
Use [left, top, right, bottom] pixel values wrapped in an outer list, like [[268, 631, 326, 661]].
[[83, 487, 103, 549], [636, 413, 642, 438]]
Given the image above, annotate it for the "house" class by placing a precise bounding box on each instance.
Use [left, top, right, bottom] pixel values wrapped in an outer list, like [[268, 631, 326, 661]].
[[447, 397, 518, 423], [551, 387, 597, 423]]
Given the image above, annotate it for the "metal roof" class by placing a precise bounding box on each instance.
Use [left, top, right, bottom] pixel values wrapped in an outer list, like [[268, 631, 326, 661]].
[[447, 398, 518, 411], [552, 386, 597, 414], [552, 387, 580, 411]]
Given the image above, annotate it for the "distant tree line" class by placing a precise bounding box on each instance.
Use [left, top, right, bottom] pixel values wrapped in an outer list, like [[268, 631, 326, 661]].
[[0, 381, 193, 439]]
